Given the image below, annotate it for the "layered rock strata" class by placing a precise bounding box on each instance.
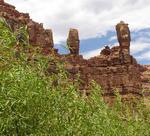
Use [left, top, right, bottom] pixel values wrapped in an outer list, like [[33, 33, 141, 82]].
[[1, 1, 144, 96]]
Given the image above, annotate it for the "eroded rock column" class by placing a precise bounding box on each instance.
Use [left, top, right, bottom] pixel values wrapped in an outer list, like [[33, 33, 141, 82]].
[[67, 28, 79, 56], [116, 21, 131, 55]]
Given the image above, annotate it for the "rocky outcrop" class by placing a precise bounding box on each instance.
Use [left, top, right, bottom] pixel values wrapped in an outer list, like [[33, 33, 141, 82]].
[[61, 22, 142, 96], [1, 1, 144, 97], [0, 0, 56, 55]]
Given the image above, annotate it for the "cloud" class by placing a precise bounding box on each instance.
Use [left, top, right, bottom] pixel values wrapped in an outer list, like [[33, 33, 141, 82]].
[[132, 41, 150, 62], [109, 36, 117, 42], [131, 41, 150, 55], [131, 30, 150, 62], [82, 47, 103, 59], [136, 51, 150, 61], [5, 0, 150, 43]]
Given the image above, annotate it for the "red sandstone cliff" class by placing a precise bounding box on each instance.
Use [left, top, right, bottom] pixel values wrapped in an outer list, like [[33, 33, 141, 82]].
[[0, 0, 57, 54], [0, 0, 147, 97], [61, 22, 142, 96], [141, 65, 150, 96]]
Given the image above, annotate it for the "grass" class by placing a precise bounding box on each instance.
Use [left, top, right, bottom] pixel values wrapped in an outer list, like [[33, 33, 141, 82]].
[[0, 17, 150, 136]]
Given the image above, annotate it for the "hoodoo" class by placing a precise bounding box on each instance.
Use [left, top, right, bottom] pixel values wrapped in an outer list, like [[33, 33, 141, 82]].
[[116, 21, 131, 55], [67, 28, 80, 56]]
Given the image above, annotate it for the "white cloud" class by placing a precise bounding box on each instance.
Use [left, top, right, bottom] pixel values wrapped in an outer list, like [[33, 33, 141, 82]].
[[132, 38, 150, 62], [131, 41, 150, 55], [82, 47, 103, 59], [109, 35, 117, 42], [136, 51, 150, 60], [5, 0, 150, 43]]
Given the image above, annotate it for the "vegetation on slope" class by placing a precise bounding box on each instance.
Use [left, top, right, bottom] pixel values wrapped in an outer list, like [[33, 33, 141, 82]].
[[0, 18, 150, 136]]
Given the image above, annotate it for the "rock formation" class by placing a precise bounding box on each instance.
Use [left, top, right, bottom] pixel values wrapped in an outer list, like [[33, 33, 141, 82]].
[[1, 0, 145, 97], [62, 21, 141, 96], [0, 0, 4, 3], [141, 65, 150, 96], [67, 28, 80, 55], [0, 0, 56, 55], [116, 21, 131, 55]]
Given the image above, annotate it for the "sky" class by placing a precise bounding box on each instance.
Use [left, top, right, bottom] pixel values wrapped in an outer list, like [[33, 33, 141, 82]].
[[5, 0, 150, 64]]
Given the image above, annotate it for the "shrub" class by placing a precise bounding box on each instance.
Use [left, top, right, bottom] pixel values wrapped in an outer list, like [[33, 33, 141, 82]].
[[0, 18, 149, 136]]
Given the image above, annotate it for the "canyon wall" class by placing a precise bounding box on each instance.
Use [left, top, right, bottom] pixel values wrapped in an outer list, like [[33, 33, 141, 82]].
[[0, 0, 145, 96], [62, 22, 141, 96], [0, 0, 57, 54], [141, 65, 150, 96]]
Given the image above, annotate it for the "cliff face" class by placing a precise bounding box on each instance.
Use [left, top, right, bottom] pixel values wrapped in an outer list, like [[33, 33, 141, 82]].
[[0, 0, 56, 54], [0, 0, 144, 96], [62, 23, 141, 96], [141, 65, 150, 96]]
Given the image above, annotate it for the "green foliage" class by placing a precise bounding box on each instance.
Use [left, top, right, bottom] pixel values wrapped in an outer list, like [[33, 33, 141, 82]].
[[15, 25, 29, 46], [0, 17, 29, 47], [0, 18, 150, 136], [0, 18, 16, 46]]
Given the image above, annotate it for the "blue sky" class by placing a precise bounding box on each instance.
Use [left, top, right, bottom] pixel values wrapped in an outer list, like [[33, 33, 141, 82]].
[[5, 0, 150, 64]]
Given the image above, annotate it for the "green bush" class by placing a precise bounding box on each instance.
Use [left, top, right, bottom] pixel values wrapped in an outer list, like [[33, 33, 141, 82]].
[[0, 17, 149, 136]]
